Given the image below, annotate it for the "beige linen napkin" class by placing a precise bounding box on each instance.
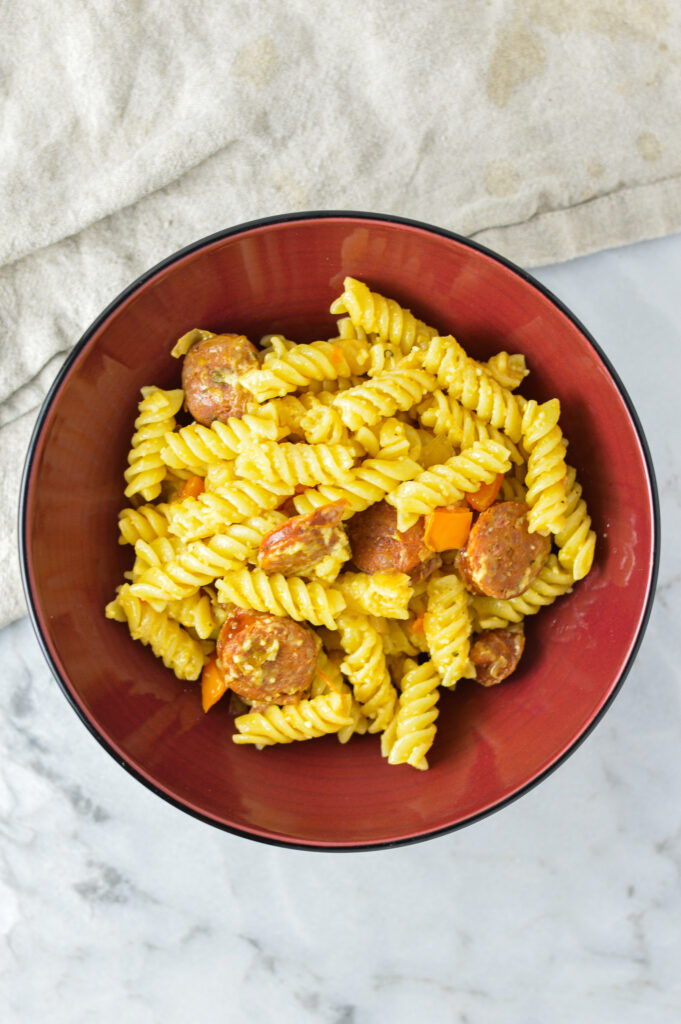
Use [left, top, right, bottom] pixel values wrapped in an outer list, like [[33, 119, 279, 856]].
[[3, 0, 681, 626]]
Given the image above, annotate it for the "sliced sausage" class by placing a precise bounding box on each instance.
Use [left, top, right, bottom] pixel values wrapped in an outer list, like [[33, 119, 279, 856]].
[[470, 628, 525, 687], [458, 501, 550, 599], [258, 500, 349, 576], [216, 608, 319, 704], [182, 334, 260, 425], [347, 501, 436, 579]]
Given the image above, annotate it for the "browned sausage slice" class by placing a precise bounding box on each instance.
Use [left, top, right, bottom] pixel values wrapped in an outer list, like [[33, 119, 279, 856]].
[[470, 628, 525, 686], [257, 501, 349, 576], [182, 334, 260, 425], [458, 501, 550, 599], [347, 501, 437, 579], [216, 608, 319, 704]]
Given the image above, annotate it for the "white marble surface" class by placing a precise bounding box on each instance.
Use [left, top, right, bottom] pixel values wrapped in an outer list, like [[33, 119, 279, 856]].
[[2, 234, 680, 1024]]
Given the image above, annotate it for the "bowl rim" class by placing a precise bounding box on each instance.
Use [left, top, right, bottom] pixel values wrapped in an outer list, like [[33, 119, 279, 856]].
[[18, 209, 661, 851]]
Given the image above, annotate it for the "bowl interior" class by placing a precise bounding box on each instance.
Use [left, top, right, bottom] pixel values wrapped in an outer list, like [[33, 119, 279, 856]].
[[22, 215, 657, 848]]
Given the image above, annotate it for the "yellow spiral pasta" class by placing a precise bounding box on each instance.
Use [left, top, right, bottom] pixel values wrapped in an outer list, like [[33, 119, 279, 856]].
[[106, 584, 207, 680], [118, 503, 172, 545], [332, 368, 436, 431], [386, 439, 512, 530], [240, 337, 371, 401], [126, 536, 181, 585], [418, 389, 523, 465], [123, 387, 184, 501], [258, 391, 334, 430], [417, 337, 525, 443], [330, 276, 437, 354], [424, 574, 476, 688], [166, 592, 219, 640], [485, 351, 529, 390], [472, 554, 574, 630], [335, 571, 413, 619], [161, 414, 284, 476], [335, 314, 374, 344], [202, 460, 238, 490], [300, 404, 348, 445], [298, 412, 421, 459], [216, 568, 346, 629], [235, 441, 355, 487], [521, 398, 568, 535], [166, 480, 292, 541], [312, 650, 369, 744], [233, 691, 354, 746], [351, 418, 422, 460], [130, 514, 285, 602], [381, 659, 441, 770], [415, 430, 455, 469], [258, 333, 297, 356], [371, 616, 426, 656], [337, 614, 397, 732], [170, 328, 215, 359], [292, 456, 422, 518], [554, 466, 597, 581]]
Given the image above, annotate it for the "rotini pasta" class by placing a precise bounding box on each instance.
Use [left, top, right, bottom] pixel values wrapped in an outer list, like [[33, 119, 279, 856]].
[[485, 351, 529, 391], [521, 398, 568, 535], [299, 403, 348, 445], [170, 328, 215, 359], [161, 414, 284, 476], [166, 479, 292, 541], [333, 368, 436, 431], [118, 503, 172, 546], [335, 571, 413, 619], [106, 584, 207, 680], [418, 389, 523, 465], [233, 691, 354, 746], [130, 514, 286, 602], [216, 568, 347, 629], [126, 536, 182, 585], [330, 276, 436, 354], [312, 650, 369, 744], [424, 574, 476, 688], [240, 337, 371, 401], [292, 457, 423, 518], [123, 387, 184, 501], [235, 441, 355, 487], [386, 440, 512, 530], [371, 616, 426, 656], [107, 278, 596, 769], [336, 614, 397, 732], [471, 554, 574, 630], [416, 336, 525, 443], [166, 591, 220, 640], [554, 466, 597, 581], [381, 659, 440, 769]]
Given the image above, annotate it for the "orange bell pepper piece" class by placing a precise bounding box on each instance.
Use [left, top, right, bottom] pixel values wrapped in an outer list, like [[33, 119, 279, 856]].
[[424, 507, 473, 552], [411, 613, 425, 635], [176, 475, 205, 502], [465, 473, 504, 512], [201, 655, 229, 713]]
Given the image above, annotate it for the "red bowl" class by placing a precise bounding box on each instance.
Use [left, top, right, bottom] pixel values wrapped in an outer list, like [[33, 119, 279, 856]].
[[19, 212, 659, 849]]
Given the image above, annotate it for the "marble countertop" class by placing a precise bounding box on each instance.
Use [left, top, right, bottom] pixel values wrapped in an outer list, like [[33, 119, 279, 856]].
[[2, 233, 679, 1024]]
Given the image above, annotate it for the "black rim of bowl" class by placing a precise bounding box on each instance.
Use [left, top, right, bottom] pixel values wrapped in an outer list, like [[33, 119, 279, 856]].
[[18, 210, 661, 852]]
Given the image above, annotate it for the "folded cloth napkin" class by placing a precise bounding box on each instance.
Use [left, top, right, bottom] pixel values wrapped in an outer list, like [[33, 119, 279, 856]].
[[3, 0, 681, 627]]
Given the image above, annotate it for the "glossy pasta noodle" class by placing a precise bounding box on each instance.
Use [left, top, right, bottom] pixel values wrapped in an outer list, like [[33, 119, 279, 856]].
[[106, 277, 597, 768]]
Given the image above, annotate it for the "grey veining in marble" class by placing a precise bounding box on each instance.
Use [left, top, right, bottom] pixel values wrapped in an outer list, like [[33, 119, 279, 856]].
[[1, 234, 680, 1023]]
